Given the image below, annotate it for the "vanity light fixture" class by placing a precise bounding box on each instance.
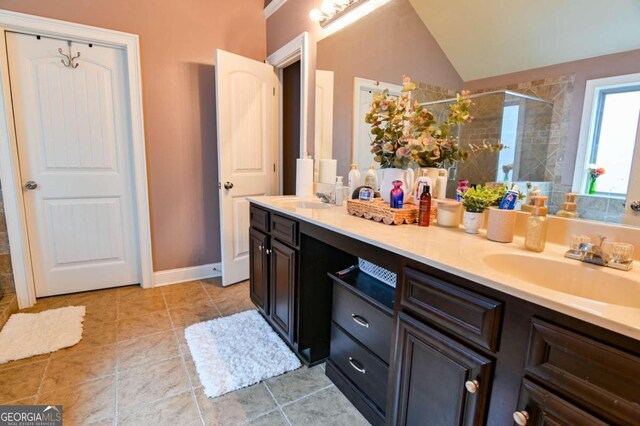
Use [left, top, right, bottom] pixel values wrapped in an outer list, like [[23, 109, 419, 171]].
[[309, 0, 367, 27]]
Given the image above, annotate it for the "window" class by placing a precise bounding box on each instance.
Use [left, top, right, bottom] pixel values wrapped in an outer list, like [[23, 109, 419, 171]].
[[574, 74, 640, 197]]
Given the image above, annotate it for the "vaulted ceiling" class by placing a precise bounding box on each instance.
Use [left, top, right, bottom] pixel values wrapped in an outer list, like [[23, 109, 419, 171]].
[[409, 0, 640, 81]]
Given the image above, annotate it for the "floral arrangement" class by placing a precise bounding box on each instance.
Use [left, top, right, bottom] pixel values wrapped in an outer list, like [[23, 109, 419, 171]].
[[587, 165, 606, 179], [365, 76, 502, 170], [461, 185, 503, 213], [587, 164, 605, 195]]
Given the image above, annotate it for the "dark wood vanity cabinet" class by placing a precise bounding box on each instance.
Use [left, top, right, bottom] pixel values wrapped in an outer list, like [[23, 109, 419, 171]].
[[249, 227, 269, 314], [389, 312, 492, 426], [269, 239, 296, 342]]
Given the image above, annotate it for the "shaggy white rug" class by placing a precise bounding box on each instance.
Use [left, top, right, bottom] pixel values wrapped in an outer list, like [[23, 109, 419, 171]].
[[0, 306, 85, 364], [185, 310, 301, 398]]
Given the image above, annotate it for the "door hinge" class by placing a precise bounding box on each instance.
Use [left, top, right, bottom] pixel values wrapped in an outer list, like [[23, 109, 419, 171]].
[[273, 163, 276, 172], [273, 87, 276, 96], [218, 182, 221, 189]]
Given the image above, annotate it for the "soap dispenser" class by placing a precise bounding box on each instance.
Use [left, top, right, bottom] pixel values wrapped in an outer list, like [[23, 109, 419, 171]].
[[524, 196, 548, 252], [334, 176, 344, 206], [364, 165, 378, 190], [556, 193, 579, 218]]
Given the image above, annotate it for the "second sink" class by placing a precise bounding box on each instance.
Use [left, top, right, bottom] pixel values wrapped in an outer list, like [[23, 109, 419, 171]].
[[482, 253, 640, 308]]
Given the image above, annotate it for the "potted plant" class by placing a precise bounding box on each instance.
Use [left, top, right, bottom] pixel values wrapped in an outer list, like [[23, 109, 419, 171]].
[[365, 76, 501, 203], [461, 185, 502, 234]]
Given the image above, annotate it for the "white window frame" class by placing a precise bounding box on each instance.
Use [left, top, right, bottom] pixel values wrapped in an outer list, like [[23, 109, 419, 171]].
[[572, 73, 640, 196]]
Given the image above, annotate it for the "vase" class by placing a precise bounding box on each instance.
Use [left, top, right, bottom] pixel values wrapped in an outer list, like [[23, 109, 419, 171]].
[[380, 168, 414, 203], [588, 176, 597, 194], [463, 211, 484, 234]]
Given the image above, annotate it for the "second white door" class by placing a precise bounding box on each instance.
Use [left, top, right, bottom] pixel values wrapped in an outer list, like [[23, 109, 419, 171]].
[[6, 32, 140, 297], [215, 49, 277, 286]]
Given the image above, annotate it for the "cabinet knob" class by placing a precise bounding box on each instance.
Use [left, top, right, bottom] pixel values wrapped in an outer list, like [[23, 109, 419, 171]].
[[464, 380, 480, 394], [258, 244, 263, 251], [513, 411, 529, 425], [265, 249, 271, 255]]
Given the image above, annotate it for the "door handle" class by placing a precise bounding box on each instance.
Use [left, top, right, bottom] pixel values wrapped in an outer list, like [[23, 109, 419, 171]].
[[630, 201, 640, 212], [25, 181, 38, 190], [224, 182, 234, 190]]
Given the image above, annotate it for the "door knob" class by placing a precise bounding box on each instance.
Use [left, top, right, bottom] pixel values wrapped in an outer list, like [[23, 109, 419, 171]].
[[464, 380, 480, 394], [25, 181, 38, 190], [630, 201, 640, 212], [513, 410, 529, 425], [224, 182, 234, 190]]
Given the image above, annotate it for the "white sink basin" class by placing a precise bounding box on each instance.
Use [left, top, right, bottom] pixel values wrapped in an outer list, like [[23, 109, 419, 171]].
[[482, 253, 640, 308], [273, 199, 332, 210]]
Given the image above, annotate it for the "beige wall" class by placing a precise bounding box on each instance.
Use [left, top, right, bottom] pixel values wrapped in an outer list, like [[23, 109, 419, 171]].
[[465, 49, 640, 186], [267, 0, 463, 177], [0, 0, 267, 271], [316, 0, 463, 175]]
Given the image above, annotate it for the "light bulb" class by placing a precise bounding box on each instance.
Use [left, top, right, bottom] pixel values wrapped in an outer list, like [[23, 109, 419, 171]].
[[320, 0, 336, 15], [309, 8, 324, 22]]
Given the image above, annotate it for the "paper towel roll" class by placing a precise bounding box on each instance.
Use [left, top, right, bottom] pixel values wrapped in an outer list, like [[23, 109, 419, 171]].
[[318, 159, 337, 184], [296, 158, 314, 197]]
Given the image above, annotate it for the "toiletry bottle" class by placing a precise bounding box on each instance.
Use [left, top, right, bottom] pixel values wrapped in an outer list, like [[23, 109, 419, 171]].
[[524, 196, 548, 252], [335, 176, 344, 206], [521, 184, 541, 213], [390, 180, 404, 209], [556, 193, 579, 218], [413, 177, 432, 205], [348, 164, 361, 199], [435, 169, 447, 200], [418, 185, 432, 227], [364, 165, 378, 190]]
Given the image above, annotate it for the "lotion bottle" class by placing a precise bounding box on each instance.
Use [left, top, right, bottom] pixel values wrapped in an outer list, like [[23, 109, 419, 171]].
[[335, 176, 344, 206], [435, 169, 447, 200], [524, 196, 548, 252], [348, 164, 361, 198]]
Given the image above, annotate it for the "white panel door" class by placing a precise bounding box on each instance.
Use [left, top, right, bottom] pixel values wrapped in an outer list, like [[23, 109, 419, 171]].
[[624, 115, 640, 225], [215, 49, 277, 286], [6, 32, 139, 297]]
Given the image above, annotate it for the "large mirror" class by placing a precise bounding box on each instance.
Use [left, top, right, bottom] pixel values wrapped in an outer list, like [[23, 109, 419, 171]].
[[314, 0, 640, 225]]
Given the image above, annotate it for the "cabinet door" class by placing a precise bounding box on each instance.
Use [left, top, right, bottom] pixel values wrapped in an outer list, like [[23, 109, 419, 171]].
[[270, 239, 296, 343], [249, 228, 269, 314], [514, 378, 607, 426], [389, 312, 492, 426]]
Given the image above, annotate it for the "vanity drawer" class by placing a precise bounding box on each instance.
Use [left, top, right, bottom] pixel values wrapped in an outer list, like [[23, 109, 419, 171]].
[[332, 280, 392, 364], [524, 319, 640, 425], [271, 214, 298, 247], [250, 205, 270, 233], [401, 267, 502, 351], [329, 323, 389, 413]]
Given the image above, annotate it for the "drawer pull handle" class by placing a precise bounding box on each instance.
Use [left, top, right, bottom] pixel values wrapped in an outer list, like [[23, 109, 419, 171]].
[[513, 411, 529, 425], [351, 314, 370, 328], [348, 357, 366, 374], [464, 380, 480, 394]]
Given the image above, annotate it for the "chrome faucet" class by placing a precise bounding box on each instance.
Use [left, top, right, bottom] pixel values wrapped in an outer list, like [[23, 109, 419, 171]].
[[316, 192, 334, 204], [565, 235, 633, 271]]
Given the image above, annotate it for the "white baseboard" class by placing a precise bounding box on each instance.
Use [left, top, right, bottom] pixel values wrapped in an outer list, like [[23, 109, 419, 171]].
[[153, 263, 222, 287]]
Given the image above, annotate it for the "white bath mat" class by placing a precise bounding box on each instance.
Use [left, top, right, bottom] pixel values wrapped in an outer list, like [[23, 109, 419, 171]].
[[185, 310, 301, 398], [0, 306, 85, 364]]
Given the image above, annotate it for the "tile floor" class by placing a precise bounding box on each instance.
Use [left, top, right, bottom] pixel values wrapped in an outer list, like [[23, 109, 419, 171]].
[[0, 278, 369, 426]]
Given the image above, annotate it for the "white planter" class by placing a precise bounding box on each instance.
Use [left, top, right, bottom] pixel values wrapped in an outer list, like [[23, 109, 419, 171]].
[[380, 168, 414, 203], [463, 211, 484, 234]]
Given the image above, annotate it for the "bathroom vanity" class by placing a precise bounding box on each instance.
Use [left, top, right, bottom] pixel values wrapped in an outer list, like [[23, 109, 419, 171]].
[[248, 197, 640, 426]]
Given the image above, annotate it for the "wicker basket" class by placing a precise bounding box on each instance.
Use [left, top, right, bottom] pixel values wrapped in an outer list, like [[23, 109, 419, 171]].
[[346, 199, 419, 225]]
